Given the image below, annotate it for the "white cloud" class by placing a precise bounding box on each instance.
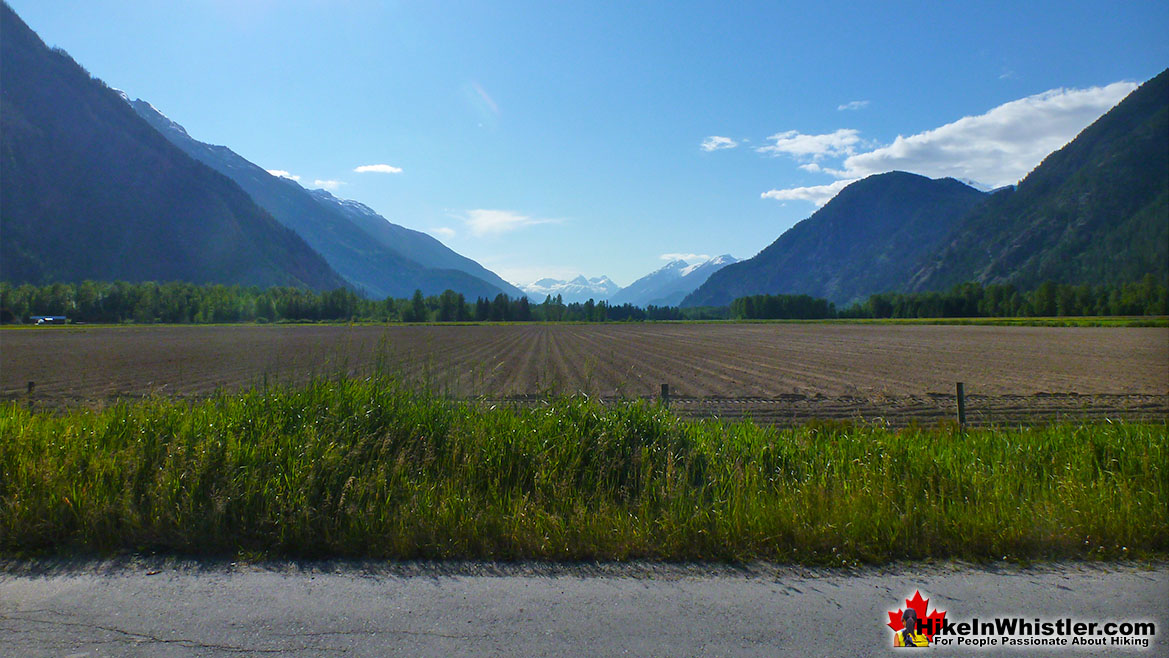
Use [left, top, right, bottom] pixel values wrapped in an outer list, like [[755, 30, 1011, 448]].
[[429, 227, 456, 238], [755, 129, 863, 160], [700, 136, 738, 151], [837, 100, 870, 111], [760, 81, 1137, 206], [354, 164, 403, 174], [761, 179, 858, 207], [659, 253, 710, 263], [462, 209, 559, 237], [266, 169, 300, 181], [832, 82, 1137, 188], [314, 179, 345, 191]]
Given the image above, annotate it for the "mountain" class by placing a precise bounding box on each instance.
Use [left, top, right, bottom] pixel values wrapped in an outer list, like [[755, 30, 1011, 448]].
[[909, 69, 1169, 291], [610, 255, 739, 307], [520, 275, 620, 304], [683, 172, 988, 306], [609, 260, 689, 306], [303, 189, 525, 298], [128, 98, 522, 300], [0, 4, 346, 290]]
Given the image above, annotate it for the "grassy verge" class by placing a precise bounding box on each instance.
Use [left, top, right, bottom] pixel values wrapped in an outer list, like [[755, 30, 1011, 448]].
[[2, 376, 1165, 564]]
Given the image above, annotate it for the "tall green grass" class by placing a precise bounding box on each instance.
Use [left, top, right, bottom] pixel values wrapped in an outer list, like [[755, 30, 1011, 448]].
[[1, 376, 1165, 563]]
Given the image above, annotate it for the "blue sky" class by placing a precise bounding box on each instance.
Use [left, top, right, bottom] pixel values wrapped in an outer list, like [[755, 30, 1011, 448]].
[[9, 1, 1168, 287]]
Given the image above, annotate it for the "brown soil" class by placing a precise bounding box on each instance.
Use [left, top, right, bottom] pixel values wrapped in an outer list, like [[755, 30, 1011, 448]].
[[3, 323, 1166, 425]]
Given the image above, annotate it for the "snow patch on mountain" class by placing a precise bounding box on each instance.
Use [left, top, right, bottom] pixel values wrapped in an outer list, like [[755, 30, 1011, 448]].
[[610, 254, 739, 307], [121, 94, 191, 138], [519, 275, 620, 304]]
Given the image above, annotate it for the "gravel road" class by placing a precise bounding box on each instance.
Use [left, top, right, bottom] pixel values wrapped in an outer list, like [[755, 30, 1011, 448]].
[[1, 560, 1164, 657]]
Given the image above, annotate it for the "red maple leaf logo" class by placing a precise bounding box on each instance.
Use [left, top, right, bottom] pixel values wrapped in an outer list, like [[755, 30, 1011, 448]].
[[887, 590, 947, 641]]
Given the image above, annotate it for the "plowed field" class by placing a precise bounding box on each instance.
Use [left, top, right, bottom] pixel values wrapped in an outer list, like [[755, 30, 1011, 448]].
[[3, 323, 1166, 425]]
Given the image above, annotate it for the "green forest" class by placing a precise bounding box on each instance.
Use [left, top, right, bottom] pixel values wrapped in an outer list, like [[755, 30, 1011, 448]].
[[843, 277, 1168, 319], [732, 278, 1167, 320], [0, 280, 726, 324], [1, 277, 1165, 325]]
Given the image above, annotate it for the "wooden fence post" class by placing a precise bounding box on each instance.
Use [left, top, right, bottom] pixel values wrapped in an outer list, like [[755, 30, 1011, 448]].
[[956, 382, 966, 427], [660, 383, 670, 408]]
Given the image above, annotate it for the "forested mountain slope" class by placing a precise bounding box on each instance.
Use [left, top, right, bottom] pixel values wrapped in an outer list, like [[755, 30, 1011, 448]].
[[684, 172, 987, 306], [909, 69, 1169, 290], [0, 4, 346, 290]]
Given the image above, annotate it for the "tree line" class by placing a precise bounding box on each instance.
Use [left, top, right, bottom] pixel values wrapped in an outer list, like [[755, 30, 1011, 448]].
[[0, 281, 727, 324], [729, 294, 837, 320], [2, 277, 1164, 325], [734, 277, 1168, 320]]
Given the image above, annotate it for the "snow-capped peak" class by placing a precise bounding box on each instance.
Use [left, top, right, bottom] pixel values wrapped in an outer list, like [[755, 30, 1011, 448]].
[[955, 177, 996, 192], [307, 188, 383, 219], [124, 95, 190, 138], [680, 254, 737, 277], [659, 259, 691, 272], [518, 274, 620, 303]]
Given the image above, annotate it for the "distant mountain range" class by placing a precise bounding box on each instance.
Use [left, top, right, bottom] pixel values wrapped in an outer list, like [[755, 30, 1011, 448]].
[[610, 255, 738, 307], [686, 69, 1168, 307], [129, 98, 522, 299], [520, 275, 620, 304], [517, 254, 738, 306], [3, 1, 1163, 309], [0, 4, 345, 290]]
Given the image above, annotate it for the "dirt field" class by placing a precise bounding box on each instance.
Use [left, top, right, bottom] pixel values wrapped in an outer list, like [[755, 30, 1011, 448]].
[[2, 323, 1166, 425]]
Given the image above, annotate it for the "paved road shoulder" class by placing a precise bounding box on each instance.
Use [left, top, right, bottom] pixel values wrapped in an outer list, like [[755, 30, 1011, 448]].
[[2, 559, 1164, 657]]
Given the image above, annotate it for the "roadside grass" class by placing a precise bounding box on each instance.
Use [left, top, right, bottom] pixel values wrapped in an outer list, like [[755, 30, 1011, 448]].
[[1, 375, 1165, 564]]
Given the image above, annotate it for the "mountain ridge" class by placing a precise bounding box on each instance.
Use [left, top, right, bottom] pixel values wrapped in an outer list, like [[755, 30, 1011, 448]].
[[683, 173, 988, 307], [688, 72, 1167, 308], [908, 68, 1169, 291], [611, 255, 739, 307], [128, 98, 522, 300], [0, 4, 347, 290], [303, 188, 525, 298]]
